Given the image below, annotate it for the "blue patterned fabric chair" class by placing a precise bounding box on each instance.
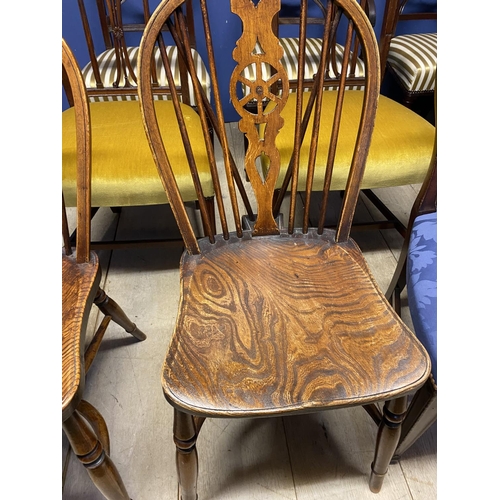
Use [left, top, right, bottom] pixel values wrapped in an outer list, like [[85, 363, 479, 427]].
[[386, 134, 437, 458], [407, 212, 437, 382]]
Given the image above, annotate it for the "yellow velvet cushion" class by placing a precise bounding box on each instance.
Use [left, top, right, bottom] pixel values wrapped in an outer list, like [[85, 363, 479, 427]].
[[62, 100, 213, 207], [262, 91, 435, 191]]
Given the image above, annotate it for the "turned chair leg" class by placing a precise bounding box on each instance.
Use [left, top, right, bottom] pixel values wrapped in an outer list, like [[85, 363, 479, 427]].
[[369, 396, 407, 493], [77, 399, 111, 455], [63, 408, 130, 500], [394, 378, 437, 459], [173, 409, 200, 500], [94, 288, 147, 341]]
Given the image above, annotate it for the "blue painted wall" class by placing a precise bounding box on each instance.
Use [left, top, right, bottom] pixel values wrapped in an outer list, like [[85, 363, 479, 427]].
[[62, 0, 436, 121]]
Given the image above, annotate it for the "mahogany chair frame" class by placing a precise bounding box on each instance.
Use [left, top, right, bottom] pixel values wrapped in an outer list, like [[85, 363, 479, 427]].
[[378, 0, 437, 108], [138, 0, 431, 498], [62, 38, 146, 499]]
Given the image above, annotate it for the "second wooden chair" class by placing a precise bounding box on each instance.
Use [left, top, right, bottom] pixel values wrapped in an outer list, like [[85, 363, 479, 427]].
[[386, 127, 437, 460], [62, 38, 146, 500]]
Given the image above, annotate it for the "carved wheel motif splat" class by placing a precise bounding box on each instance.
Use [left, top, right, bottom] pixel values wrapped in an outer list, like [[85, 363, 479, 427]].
[[230, 0, 290, 235]]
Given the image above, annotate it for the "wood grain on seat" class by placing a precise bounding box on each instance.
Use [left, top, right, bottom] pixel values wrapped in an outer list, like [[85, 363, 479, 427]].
[[164, 230, 429, 416], [62, 252, 100, 420]]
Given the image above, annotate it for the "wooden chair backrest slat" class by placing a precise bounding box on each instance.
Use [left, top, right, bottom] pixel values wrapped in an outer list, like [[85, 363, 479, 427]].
[[62, 39, 92, 263]]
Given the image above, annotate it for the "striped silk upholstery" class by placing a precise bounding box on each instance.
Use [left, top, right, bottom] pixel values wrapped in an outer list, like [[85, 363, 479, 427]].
[[387, 33, 437, 92], [241, 38, 365, 96], [82, 46, 211, 105]]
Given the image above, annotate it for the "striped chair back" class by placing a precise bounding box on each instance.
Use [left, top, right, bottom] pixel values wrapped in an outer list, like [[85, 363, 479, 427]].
[[379, 0, 436, 103], [77, 0, 211, 105]]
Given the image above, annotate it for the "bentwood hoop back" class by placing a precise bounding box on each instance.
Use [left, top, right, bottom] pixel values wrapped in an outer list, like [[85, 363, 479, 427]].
[[138, 1, 431, 497]]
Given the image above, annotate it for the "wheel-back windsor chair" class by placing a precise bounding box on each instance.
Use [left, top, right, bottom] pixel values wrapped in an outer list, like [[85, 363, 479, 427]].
[[138, 0, 431, 497]]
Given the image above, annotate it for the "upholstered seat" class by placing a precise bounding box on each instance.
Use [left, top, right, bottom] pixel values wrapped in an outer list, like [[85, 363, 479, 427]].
[[262, 91, 435, 191], [387, 32, 437, 93], [82, 46, 211, 105], [62, 99, 214, 208], [407, 211, 437, 382]]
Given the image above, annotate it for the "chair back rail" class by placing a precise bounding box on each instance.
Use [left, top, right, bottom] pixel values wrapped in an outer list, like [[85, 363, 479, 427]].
[[139, 0, 380, 251]]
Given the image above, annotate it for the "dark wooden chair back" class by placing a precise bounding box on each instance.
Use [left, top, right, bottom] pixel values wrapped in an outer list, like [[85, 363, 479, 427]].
[[138, 0, 381, 248], [77, 0, 204, 104]]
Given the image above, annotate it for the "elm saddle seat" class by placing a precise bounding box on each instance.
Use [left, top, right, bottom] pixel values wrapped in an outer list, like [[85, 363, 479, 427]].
[[137, 0, 431, 498], [62, 38, 146, 500]]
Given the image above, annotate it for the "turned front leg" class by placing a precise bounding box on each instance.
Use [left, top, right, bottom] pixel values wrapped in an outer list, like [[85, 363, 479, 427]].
[[369, 396, 407, 493], [63, 409, 130, 500], [174, 409, 199, 500]]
